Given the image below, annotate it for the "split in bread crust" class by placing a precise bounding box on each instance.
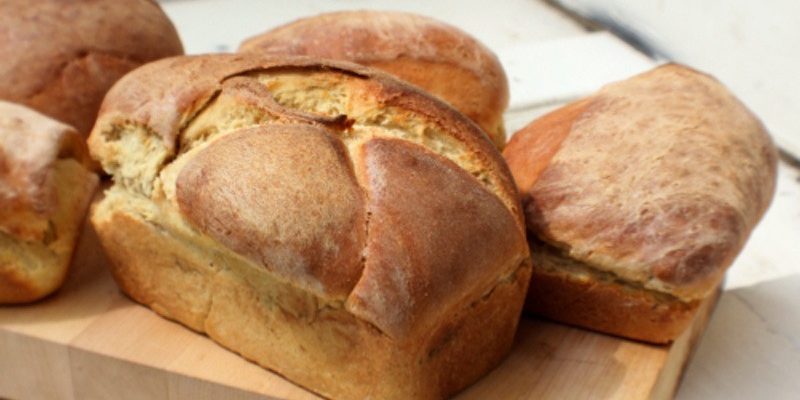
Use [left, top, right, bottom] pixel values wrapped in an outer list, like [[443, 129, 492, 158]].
[[89, 54, 529, 399], [239, 10, 509, 149]]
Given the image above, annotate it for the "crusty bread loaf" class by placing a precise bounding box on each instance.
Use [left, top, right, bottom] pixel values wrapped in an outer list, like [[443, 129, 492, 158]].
[[0, 0, 183, 135], [88, 54, 530, 399], [503, 64, 777, 343], [239, 10, 509, 149], [0, 101, 98, 304]]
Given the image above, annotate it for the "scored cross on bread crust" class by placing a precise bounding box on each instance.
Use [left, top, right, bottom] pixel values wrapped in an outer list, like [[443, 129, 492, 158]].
[[89, 54, 529, 399]]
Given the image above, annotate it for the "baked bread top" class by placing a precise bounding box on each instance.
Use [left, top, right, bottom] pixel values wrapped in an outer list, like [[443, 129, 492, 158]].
[[89, 54, 527, 339], [504, 64, 777, 301], [0, 0, 183, 135], [0, 101, 91, 242], [239, 10, 509, 149]]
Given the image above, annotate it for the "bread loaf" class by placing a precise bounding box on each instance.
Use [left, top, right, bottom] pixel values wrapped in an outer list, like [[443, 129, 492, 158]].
[[239, 11, 510, 149], [0, 101, 98, 303], [503, 64, 777, 343], [89, 54, 530, 399], [0, 0, 183, 135]]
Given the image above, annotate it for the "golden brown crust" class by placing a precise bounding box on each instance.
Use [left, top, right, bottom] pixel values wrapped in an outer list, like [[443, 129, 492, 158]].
[[90, 53, 528, 398], [0, 0, 183, 134], [0, 101, 91, 240], [0, 166, 96, 304], [239, 11, 509, 148], [526, 265, 699, 344], [0, 101, 98, 303], [177, 125, 366, 298], [526, 240, 700, 343], [0, 267, 41, 304], [93, 187, 531, 400], [88, 54, 520, 224], [505, 64, 778, 301], [503, 99, 593, 195], [89, 52, 526, 330], [346, 138, 527, 339]]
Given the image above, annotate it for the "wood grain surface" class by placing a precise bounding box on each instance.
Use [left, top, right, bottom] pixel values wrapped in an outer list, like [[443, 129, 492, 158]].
[[0, 197, 718, 400]]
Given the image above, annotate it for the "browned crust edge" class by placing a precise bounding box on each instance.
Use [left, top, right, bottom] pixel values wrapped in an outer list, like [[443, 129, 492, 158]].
[[238, 11, 509, 149], [503, 98, 593, 198], [524, 256, 700, 344], [506, 63, 777, 305], [0, 267, 44, 303], [0, 173, 98, 304], [89, 54, 520, 227], [93, 205, 531, 400]]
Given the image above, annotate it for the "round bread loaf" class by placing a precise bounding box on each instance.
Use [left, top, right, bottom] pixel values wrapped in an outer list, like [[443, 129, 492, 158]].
[[0, 0, 183, 135], [239, 10, 509, 149], [89, 54, 530, 400], [0, 101, 98, 303]]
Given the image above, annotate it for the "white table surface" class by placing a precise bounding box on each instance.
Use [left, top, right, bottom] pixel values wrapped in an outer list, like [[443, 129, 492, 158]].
[[556, 0, 800, 159], [159, 1, 800, 398]]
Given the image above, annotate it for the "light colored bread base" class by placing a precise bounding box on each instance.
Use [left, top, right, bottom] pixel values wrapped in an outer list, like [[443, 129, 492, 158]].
[[0, 159, 98, 303], [526, 239, 699, 344], [92, 189, 531, 400]]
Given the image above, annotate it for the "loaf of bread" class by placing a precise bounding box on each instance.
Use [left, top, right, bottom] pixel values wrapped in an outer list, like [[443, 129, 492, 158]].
[[0, 101, 98, 304], [239, 11, 509, 149], [88, 54, 531, 399], [503, 64, 777, 343], [0, 0, 183, 135]]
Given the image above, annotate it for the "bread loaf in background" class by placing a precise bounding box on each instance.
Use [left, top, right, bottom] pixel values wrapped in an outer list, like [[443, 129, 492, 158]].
[[503, 64, 777, 343], [0, 101, 98, 304], [0, 0, 183, 135], [88, 54, 531, 400], [239, 10, 510, 149]]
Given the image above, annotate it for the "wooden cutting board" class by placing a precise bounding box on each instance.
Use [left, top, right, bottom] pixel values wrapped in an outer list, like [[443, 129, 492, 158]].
[[0, 212, 718, 400]]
